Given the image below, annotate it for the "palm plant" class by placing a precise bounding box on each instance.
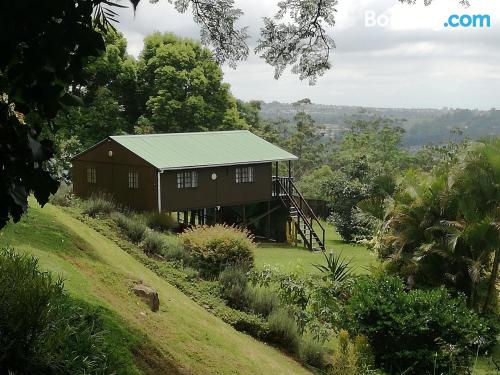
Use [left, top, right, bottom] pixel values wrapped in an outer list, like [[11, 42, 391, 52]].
[[313, 250, 355, 283], [370, 139, 499, 312]]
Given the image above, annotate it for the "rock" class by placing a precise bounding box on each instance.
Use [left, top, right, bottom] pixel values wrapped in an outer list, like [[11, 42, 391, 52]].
[[132, 283, 160, 312]]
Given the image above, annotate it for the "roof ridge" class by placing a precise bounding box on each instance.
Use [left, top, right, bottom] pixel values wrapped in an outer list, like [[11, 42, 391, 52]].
[[111, 130, 250, 138]]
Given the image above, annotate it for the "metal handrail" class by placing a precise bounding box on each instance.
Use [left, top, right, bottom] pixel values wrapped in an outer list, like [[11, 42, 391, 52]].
[[273, 176, 325, 251]]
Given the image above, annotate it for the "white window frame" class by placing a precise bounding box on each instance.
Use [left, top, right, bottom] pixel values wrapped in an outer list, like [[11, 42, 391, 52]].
[[177, 171, 198, 189], [128, 171, 139, 189], [236, 166, 254, 183], [87, 168, 96, 184]]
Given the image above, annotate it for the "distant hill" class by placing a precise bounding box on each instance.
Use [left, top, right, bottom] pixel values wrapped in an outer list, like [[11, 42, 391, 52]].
[[259, 102, 500, 147]]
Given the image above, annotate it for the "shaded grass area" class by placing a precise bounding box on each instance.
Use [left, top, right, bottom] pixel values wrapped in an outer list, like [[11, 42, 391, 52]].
[[0, 204, 181, 375], [255, 221, 377, 275], [0, 201, 312, 375]]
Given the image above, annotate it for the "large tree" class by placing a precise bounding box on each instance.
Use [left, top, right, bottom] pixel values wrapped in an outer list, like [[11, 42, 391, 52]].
[[137, 33, 246, 133]]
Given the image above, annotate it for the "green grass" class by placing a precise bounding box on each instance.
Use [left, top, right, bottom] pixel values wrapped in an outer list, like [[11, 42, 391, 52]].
[[254, 221, 377, 275], [0, 201, 312, 375]]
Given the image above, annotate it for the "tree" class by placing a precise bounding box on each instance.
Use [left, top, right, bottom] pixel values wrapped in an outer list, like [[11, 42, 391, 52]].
[[370, 139, 500, 312], [0, 0, 107, 229], [285, 112, 329, 180], [137, 33, 246, 133], [322, 119, 405, 242]]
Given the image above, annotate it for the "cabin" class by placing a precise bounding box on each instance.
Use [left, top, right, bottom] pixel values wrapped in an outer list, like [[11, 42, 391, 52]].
[[72, 130, 325, 251]]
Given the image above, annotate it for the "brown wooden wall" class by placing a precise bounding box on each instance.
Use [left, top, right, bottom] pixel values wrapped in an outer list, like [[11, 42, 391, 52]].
[[160, 163, 273, 212], [72, 139, 158, 211]]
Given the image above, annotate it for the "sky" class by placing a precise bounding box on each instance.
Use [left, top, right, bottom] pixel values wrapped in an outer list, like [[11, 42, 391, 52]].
[[115, 0, 500, 109]]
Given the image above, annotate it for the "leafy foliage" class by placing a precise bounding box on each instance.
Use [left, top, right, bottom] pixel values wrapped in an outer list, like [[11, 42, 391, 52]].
[[142, 231, 166, 255], [144, 211, 178, 232], [267, 308, 300, 353], [180, 224, 255, 278], [49, 183, 75, 207], [256, 0, 337, 84], [113, 213, 146, 243], [82, 195, 116, 217], [371, 139, 500, 311], [347, 273, 496, 374], [0, 0, 108, 229], [0, 247, 128, 374], [138, 33, 246, 133], [330, 330, 379, 375], [219, 266, 250, 310]]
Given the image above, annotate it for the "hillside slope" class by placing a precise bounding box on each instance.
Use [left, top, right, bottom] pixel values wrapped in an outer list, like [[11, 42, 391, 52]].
[[0, 202, 311, 375]]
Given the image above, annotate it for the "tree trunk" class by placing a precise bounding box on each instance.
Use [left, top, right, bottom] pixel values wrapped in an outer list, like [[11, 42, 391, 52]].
[[483, 248, 500, 313]]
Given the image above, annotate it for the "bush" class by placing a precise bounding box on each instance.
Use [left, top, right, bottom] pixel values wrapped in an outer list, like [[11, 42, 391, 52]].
[[49, 182, 74, 207], [347, 273, 496, 374], [298, 334, 328, 369], [162, 242, 190, 263], [267, 308, 300, 353], [246, 285, 280, 318], [145, 212, 178, 232], [219, 266, 249, 310], [179, 224, 255, 278], [0, 247, 118, 374], [82, 194, 115, 217], [142, 231, 165, 255], [330, 330, 378, 375], [113, 213, 146, 243]]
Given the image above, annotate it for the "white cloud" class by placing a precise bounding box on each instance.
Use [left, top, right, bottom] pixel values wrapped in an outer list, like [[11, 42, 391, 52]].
[[115, 0, 500, 109]]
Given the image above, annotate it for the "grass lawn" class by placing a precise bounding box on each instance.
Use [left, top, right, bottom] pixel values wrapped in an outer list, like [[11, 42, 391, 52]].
[[254, 220, 378, 274], [0, 201, 312, 375]]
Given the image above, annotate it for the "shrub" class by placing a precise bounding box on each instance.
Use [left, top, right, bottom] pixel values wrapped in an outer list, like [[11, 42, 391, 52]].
[[144, 212, 178, 232], [298, 334, 328, 369], [162, 242, 190, 263], [330, 330, 378, 375], [82, 194, 115, 217], [347, 273, 496, 374], [267, 308, 300, 353], [246, 285, 280, 318], [219, 266, 249, 310], [49, 182, 74, 207], [142, 231, 165, 255], [179, 224, 255, 278], [113, 213, 146, 243], [0, 247, 117, 374]]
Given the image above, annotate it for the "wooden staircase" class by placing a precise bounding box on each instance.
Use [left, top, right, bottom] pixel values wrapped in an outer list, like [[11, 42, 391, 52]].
[[273, 177, 326, 252]]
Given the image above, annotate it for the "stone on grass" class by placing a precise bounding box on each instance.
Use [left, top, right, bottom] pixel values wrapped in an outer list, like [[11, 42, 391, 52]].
[[132, 283, 160, 312]]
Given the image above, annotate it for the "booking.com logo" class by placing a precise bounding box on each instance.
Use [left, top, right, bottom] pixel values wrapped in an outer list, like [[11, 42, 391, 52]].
[[365, 11, 491, 28]]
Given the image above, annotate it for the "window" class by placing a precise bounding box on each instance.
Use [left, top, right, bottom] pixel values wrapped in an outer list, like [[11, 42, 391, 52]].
[[87, 168, 96, 184], [128, 172, 139, 189], [177, 171, 198, 189], [236, 166, 254, 183]]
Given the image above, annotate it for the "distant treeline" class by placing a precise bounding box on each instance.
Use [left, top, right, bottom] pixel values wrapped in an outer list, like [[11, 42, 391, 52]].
[[258, 102, 500, 147]]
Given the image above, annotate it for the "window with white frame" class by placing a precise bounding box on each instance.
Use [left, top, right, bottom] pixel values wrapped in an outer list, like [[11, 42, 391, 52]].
[[176, 171, 198, 189], [236, 166, 254, 183], [87, 168, 96, 184], [128, 171, 139, 189]]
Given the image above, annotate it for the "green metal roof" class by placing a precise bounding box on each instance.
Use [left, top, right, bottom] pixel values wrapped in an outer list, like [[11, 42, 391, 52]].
[[110, 130, 297, 170]]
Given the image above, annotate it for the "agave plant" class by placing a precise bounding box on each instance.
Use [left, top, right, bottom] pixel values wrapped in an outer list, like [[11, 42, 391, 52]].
[[313, 250, 355, 283]]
